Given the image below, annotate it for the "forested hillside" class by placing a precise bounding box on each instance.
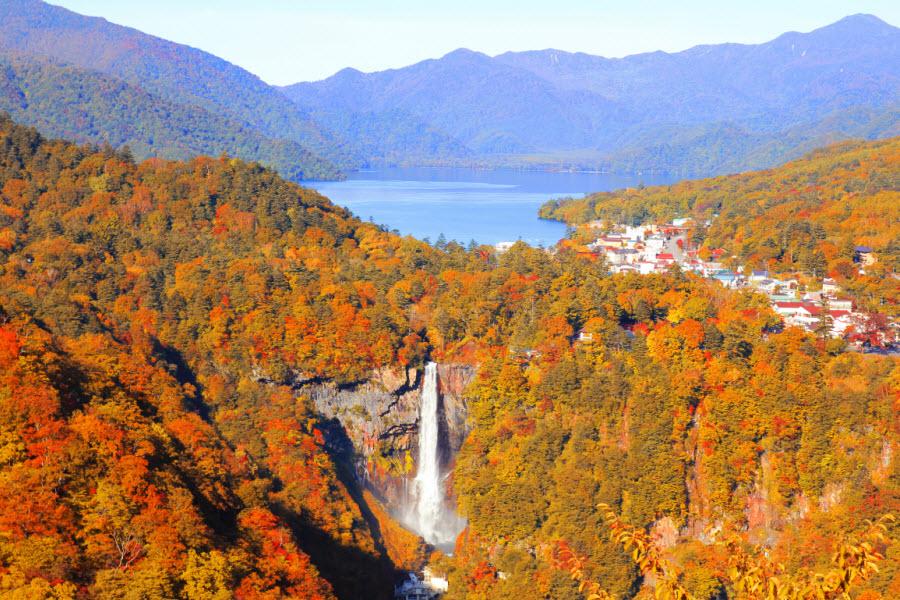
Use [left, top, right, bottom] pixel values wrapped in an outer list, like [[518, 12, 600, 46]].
[[0, 117, 896, 599], [441, 271, 898, 599], [0, 115, 432, 599], [0, 54, 340, 181], [0, 0, 353, 179], [541, 136, 900, 313]]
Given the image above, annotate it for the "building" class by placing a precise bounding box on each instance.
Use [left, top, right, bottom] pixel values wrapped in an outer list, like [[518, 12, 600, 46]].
[[773, 302, 811, 318], [829, 298, 854, 311], [644, 235, 668, 255], [606, 248, 638, 265], [624, 225, 652, 240], [655, 253, 676, 264], [711, 270, 743, 288], [802, 291, 824, 304], [855, 246, 877, 266], [822, 278, 840, 295], [395, 573, 442, 600], [828, 310, 855, 336]]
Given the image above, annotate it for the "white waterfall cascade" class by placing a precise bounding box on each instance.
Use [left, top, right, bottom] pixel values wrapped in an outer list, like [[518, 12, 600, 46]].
[[412, 362, 465, 548]]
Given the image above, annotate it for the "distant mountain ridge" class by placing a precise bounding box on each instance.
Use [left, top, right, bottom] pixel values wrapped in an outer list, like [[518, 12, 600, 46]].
[[282, 13, 900, 176], [0, 0, 355, 179], [0, 2, 896, 179], [0, 52, 341, 180]]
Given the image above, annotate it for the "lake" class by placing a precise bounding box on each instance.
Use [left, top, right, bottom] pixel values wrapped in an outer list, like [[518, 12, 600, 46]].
[[309, 167, 676, 247]]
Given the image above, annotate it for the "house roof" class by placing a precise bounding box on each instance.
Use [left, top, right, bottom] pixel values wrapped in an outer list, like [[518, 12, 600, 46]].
[[774, 302, 804, 309]]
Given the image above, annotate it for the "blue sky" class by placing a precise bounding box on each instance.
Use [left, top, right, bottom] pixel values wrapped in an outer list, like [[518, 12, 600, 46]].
[[52, 0, 899, 85]]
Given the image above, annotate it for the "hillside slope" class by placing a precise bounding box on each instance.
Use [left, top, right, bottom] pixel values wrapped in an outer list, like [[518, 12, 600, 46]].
[[0, 118, 896, 599], [0, 52, 340, 180], [0, 116, 417, 599], [0, 0, 354, 177]]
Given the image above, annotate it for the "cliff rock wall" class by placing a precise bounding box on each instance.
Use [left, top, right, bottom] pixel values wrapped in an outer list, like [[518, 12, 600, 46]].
[[307, 364, 476, 510]]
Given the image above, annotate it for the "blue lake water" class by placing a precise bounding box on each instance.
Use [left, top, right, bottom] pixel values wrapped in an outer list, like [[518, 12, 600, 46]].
[[309, 167, 676, 247]]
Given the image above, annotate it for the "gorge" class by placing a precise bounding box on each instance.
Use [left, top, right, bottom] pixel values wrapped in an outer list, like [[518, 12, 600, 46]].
[[0, 1, 896, 595], [0, 112, 895, 599], [307, 362, 472, 553]]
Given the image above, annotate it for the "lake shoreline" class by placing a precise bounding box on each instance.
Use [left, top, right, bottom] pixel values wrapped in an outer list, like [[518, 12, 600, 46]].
[[309, 167, 676, 247]]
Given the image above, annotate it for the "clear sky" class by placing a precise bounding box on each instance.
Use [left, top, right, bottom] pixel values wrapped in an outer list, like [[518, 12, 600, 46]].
[[50, 1, 899, 85]]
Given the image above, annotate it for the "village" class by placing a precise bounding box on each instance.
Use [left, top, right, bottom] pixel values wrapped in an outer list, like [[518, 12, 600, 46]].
[[526, 220, 895, 350]]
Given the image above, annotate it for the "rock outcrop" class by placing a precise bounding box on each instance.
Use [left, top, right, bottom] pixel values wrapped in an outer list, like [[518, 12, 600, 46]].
[[305, 364, 476, 511]]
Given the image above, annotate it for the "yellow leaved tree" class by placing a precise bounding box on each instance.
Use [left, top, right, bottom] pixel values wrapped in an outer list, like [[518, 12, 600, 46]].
[[558, 504, 894, 600]]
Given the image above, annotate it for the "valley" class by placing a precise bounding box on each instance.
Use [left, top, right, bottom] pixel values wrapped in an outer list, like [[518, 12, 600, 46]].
[[0, 2, 896, 599]]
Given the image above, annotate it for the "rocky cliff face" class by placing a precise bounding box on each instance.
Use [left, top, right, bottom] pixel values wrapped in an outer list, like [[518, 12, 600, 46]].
[[668, 411, 895, 554], [305, 363, 476, 511]]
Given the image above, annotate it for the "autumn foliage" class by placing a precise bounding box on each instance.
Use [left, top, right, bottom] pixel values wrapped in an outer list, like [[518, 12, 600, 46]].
[[0, 116, 896, 599]]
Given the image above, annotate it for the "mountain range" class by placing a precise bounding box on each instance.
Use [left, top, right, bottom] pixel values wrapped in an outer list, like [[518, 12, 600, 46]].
[[0, 0, 352, 179], [282, 13, 900, 175], [0, 2, 897, 178]]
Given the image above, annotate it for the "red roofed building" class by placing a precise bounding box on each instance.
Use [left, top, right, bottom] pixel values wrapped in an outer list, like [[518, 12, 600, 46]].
[[773, 302, 816, 317]]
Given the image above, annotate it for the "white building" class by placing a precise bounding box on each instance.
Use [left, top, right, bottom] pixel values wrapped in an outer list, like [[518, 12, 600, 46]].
[[624, 225, 650, 241], [644, 235, 667, 255], [395, 573, 441, 600], [604, 247, 639, 265], [637, 262, 657, 275], [829, 298, 854, 311], [394, 569, 448, 600]]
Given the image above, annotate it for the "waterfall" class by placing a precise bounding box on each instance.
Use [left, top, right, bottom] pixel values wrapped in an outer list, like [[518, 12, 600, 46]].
[[414, 362, 444, 544], [412, 362, 464, 548]]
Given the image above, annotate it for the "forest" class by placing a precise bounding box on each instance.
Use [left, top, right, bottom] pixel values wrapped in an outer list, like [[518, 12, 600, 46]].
[[0, 116, 896, 599]]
